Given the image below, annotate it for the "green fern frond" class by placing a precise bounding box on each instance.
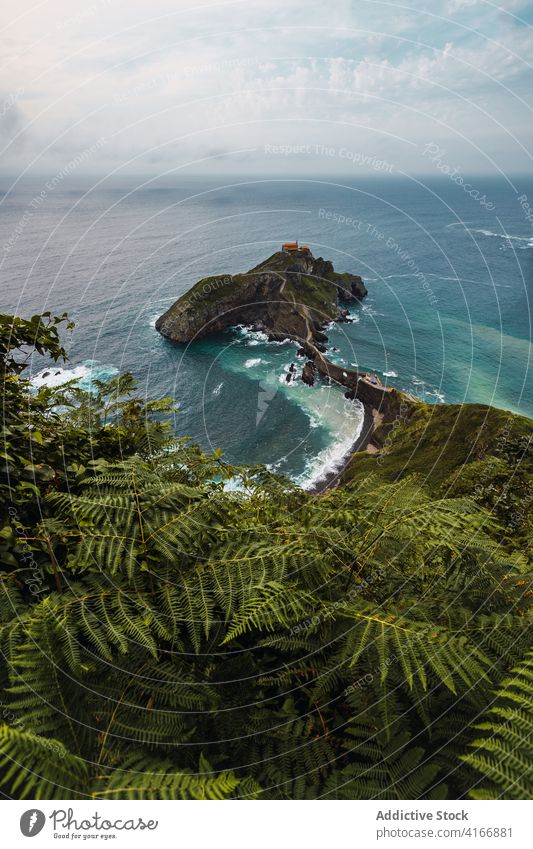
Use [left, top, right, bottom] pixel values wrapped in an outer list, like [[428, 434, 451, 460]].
[[337, 602, 491, 695], [461, 648, 533, 799], [323, 721, 446, 800], [92, 753, 248, 800], [222, 581, 319, 643], [0, 726, 88, 799]]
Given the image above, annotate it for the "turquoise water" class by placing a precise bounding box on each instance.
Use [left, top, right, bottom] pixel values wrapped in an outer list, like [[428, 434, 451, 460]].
[[1, 175, 531, 486]]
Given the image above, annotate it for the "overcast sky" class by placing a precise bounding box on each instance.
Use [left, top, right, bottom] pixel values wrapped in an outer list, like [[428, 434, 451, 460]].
[[1, 0, 532, 178]]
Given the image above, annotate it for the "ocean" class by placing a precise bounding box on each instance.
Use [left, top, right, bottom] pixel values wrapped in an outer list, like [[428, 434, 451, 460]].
[[1, 175, 531, 488]]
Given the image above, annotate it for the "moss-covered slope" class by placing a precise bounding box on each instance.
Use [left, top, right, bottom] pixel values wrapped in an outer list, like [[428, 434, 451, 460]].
[[341, 402, 532, 545]]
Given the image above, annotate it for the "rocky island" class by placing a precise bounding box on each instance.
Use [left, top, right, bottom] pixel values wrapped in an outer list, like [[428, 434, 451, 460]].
[[156, 247, 409, 444], [156, 248, 368, 346]]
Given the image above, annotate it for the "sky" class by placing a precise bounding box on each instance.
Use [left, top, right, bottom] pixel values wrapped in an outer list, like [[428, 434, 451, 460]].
[[1, 0, 532, 178]]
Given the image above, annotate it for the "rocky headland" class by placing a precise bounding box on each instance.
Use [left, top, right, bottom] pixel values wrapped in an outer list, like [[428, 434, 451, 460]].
[[156, 249, 416, 483], [156, 249, 367, 346]]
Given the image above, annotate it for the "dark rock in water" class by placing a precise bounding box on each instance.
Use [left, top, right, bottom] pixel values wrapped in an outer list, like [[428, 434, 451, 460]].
[[302, 361, 317, 386], [338, 274, 368, 302], [296, 347, 306, 357], [315, 342, 327, 353], [285, 363, 297, 383], [42, 371, 50, 378], [337, 309, 353, 323]]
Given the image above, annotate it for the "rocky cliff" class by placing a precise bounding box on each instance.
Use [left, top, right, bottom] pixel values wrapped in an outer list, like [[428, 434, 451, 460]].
[[155, 250, 367, 346]]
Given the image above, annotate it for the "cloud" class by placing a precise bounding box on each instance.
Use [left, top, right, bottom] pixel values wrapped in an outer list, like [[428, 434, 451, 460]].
[[0, 94, 27, 144], [1, 0, 531, 176]]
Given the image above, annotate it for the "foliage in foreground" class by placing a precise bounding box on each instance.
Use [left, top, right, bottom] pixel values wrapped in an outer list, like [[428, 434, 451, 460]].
[[0, 312, 531, 800]]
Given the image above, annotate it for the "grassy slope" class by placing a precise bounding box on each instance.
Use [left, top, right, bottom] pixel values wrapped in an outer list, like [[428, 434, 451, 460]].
[[182, 253, 348, 318], [283, 274, 339, 318], [185, 272, 338, 316], [343, 403, 532, 489], [183, 274, 246, 305], [341, 403, 532, 545]]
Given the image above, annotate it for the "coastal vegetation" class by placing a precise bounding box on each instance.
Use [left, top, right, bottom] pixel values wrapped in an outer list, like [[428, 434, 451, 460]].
[[0, 311, 531, 800]]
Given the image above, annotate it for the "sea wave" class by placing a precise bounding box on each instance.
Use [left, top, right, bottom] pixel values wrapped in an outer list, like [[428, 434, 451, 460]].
[[361, 304, 384, 316], [472, 229, 532, 246], [410, 375, 445, 403], [427, 390, 445, 403], [448, 223, 533, 249], [234, 326, 297, 347], [235, 326, 269, 346], [295, 396, 365, 490], [371, 271, 512, 288], [31, 361, 119, 391]]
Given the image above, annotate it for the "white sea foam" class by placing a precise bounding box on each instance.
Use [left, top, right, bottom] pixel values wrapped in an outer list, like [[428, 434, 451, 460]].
[[236, 327, 268, 345], [212, 382, 224, 396], [450, 224, 533, 249], [244, 358, 263, 368], [383, 370, 398, 378], [265, 460, 283, 473], [361, 304, 384, 316], [327, 351, 347, 366], [222, 476, 246, 493], [32, 365, 91, 389], [410, 375, 445, 403], [271, 337, 296, 346], [296, 394, 365, 490], [278, 366, 297, 385], [427, 390, 446, 403], [375, 271, 514, 288], [31, 361, 119, 392], [474, 229, 530, 243], [424, 274, 512, 288], [235, 325, 297, 348]]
